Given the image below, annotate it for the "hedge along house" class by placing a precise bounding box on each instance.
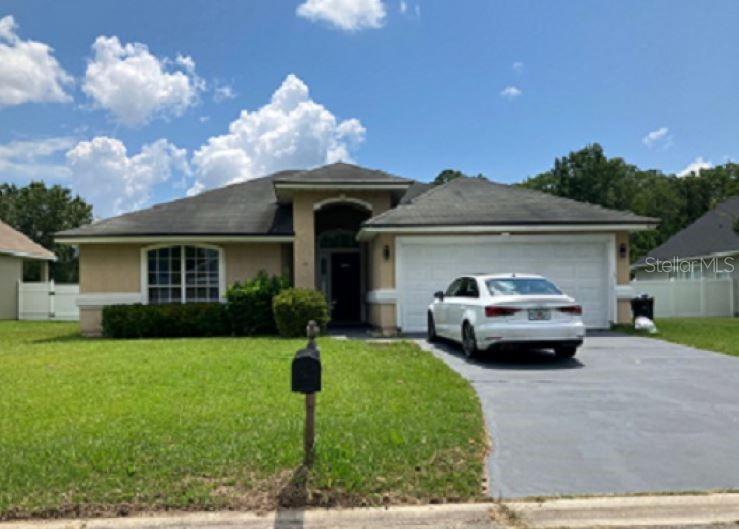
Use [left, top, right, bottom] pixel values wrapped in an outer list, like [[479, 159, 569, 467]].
[[56, 162, 657, 336]]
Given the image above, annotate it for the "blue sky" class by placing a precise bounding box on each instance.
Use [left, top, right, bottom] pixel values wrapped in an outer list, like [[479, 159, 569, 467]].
[[1, 0, 738, 217]]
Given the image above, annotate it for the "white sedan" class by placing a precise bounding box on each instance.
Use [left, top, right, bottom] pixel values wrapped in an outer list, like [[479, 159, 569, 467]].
[[427, 273, 585, 359]]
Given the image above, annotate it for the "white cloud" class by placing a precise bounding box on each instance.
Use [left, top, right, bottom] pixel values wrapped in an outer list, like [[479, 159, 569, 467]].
[[0, 137, 75, 180], [642, 126, 672, 148], [500, 85, 522, 99], [512, 61, 524, 73], [677, 156, 713, 177], [399, 0, 407, 14], [82, 36, 204, 127], [66, 137, 190, 216], [296, 0, 386, 31], [0, 15, 73, 107], [190, 74, 365, 194], [213, 83, 236, 103]]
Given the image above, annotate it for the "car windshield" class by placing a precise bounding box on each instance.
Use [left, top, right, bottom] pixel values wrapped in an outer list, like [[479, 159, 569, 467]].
[[486, 278, 562, 296]]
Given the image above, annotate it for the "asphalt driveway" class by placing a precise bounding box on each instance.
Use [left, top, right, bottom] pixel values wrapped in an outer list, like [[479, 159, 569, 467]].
[[419, 333, 739, 498]]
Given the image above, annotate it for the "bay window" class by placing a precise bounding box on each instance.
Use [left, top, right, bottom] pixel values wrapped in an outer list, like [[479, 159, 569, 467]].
[[146, 245, 222, 304]]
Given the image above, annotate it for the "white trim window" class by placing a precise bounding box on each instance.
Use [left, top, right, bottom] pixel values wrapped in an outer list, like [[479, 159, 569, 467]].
[[144, 244, 224, 304]]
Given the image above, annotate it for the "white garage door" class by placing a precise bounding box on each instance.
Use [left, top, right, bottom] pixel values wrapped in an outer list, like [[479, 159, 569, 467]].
[[396, 235, 614, 331]]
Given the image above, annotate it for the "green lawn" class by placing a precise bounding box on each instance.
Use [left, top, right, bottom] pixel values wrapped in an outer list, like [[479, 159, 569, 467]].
[[616, 317, 739, 357], [0, 322, 486, 520]]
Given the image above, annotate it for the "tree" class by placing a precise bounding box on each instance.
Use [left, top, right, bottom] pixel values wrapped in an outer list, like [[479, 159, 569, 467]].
[[520, 144, 709, 262], [433, 169, 485, 185], [0, 182, 92, 282]]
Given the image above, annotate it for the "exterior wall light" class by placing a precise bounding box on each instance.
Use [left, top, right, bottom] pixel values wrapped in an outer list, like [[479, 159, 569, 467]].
[[383, 244, 391, 261], [619, 243, 628, 259]]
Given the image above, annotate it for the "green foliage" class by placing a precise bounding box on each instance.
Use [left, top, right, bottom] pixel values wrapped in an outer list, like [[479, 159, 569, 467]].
[[272, 288, 330, 337], [520, 144, 739, 261], [0, 181, 93, 282], [102, 303, 230, 338], [226, 272, 290, 335], [102, 271, 290, 338], [0, 322, 486, 516], [432, 169, 485, 185], [433, 169, 466, 185]]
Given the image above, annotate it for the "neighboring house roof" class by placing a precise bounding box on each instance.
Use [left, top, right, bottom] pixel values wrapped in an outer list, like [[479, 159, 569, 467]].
[[0, 220, 55, 260], [634, 195, 739, 266], [362, 176, 658, 229], [56, 164, 656, 242]]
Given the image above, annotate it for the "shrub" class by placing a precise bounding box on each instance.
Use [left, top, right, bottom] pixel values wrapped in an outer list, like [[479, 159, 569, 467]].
[[102, 303, 230, 339], [272, 288, 330, 338], [226, 272, 290, 335]]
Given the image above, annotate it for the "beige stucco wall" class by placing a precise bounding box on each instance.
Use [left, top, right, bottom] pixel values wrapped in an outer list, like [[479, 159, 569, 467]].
[[80, 307, 103, 336], [369, 303, 397, 336], [79, 244, 142, 293], [223, 243, 283, 284], [368, 233, 395, 290], [292, 191, 393, 289], [615, 231, 631, 324], [0, 254, 22, 319]]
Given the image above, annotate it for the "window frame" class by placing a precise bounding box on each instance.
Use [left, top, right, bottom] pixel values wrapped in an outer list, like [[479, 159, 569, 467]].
[[140, 243, 226, 304]]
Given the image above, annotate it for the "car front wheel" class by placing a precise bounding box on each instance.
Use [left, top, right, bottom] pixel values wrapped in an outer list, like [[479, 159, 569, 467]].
[[554, 346, 577, 358], [462, 323, 478, 359], [427, 312, 438, 342]]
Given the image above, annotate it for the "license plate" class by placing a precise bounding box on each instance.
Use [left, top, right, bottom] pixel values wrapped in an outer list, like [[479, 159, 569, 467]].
[[528, 308, 551, 321]]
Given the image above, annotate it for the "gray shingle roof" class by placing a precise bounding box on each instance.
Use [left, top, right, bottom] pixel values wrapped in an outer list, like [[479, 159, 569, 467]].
[[637, 196, 739, 263], [57, 173, 297, 238], [57, 168, 657, 240], [273, 162, 412, 185], [364, 176, 658, 227]]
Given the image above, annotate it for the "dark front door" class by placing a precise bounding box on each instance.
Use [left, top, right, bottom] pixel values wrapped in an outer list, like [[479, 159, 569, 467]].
[[331, 252, 361, 323]]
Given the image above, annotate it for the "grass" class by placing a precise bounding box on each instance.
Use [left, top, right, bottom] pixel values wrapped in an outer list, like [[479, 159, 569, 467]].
[[615, 317, 739, 357], [0, 322, 486, 520]]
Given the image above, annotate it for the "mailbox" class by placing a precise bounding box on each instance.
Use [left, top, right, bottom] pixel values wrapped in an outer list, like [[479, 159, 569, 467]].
[[292, 343, 321, 394]]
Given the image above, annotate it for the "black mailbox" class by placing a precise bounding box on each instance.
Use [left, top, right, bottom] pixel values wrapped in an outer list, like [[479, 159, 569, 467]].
[[292, 343, 321, 394]]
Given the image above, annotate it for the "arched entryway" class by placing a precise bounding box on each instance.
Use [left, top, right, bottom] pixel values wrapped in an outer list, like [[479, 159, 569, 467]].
[[315, 202, 371, 323]]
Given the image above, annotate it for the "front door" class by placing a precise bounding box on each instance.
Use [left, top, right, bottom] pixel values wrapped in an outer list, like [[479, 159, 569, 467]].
[[330, 252, 361, 323]]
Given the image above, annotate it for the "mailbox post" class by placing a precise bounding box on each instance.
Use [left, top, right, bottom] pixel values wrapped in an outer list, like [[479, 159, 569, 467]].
[[291, 320, 321, 466]]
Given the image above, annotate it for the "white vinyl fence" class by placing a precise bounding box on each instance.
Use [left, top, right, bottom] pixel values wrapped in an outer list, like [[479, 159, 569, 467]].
[[630, 278, 734, 318], [17, 281, 79, 321]]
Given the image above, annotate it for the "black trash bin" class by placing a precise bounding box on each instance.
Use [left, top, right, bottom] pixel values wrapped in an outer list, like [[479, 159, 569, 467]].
[[631, 293, 654, 321]]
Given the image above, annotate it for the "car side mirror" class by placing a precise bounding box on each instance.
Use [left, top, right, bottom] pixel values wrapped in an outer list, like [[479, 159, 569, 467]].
[[434, 290, 445, 301]]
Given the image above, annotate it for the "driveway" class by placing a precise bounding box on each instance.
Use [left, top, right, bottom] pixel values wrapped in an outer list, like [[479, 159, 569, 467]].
[[419, 333, 739, 498]]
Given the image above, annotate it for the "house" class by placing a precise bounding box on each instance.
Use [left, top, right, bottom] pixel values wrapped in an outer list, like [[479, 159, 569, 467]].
[[632, 196, 738, 314], [55, 162, 657, 336], [0, 220, 56, 319]]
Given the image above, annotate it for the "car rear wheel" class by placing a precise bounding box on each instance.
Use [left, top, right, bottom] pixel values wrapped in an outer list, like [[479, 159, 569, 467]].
[[427, 312, 438, 342], [462, 323, 478, 359], [554, 346, 577, 358]]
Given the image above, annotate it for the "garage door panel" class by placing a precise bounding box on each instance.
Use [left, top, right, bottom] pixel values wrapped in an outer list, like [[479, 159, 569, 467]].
[[397, 236, 612, 331]]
